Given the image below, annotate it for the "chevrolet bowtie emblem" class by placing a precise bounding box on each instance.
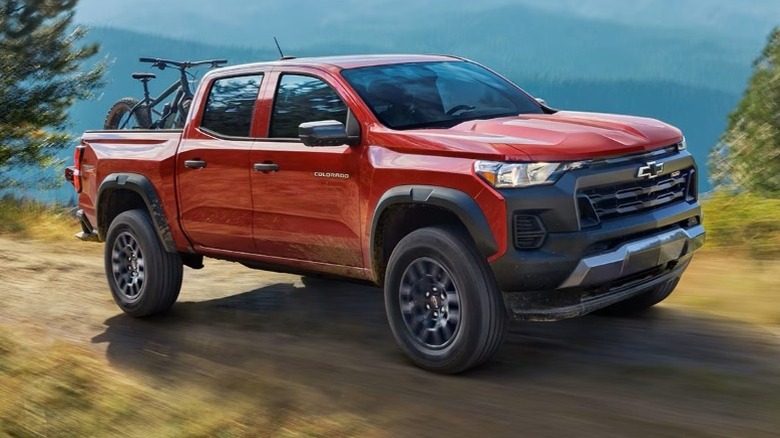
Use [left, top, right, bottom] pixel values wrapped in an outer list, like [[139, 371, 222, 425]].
[[637, 161, 664, 179]]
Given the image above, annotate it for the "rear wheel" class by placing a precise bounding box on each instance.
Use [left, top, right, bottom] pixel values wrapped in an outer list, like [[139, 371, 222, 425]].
[[104, 97, 152, 129], [384, 226, 508, 373], [174, 98, 192, 128], [104, 209, 183, 317]]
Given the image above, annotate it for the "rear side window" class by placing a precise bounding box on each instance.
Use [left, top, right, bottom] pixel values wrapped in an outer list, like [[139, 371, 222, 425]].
[[201, 75, 263, 137], [270, 74, 347, 138]]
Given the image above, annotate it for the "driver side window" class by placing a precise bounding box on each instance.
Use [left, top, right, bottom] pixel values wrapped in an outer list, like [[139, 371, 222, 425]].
[[269, 74, 347, 138]]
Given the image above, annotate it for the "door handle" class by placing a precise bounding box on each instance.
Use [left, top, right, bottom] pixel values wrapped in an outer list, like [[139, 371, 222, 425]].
[[184, 159, 207, 169], [253, 162, 279, 173]]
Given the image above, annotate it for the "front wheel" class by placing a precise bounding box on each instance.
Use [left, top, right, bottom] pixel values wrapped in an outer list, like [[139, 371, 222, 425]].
[[384, 226, 508, 373], [104, 209, 183, 317], [104, 97, 152, 129]]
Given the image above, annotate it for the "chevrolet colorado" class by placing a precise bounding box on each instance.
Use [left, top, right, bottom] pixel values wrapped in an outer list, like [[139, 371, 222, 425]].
[[66, 54, 705, 373]]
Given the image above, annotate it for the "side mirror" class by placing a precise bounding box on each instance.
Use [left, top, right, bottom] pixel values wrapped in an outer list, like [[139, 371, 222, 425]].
[[299, 120, 358, 147], [535, 97, 548, 106], [299, 120, 348, 147]]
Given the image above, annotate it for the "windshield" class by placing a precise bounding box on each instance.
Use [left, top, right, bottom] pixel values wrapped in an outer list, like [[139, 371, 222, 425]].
[[341, 61, 543, 130]]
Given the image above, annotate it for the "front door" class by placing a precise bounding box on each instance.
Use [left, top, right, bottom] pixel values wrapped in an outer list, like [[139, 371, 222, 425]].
[[177, 73, 264, 253], [250, 72, 362, 266]]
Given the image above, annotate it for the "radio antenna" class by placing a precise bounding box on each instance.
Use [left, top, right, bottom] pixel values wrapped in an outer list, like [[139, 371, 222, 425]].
[[273, 37, 292, 60]]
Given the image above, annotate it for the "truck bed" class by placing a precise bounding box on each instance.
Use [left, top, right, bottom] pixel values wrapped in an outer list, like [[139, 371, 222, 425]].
[[78, 130, 184, 248]]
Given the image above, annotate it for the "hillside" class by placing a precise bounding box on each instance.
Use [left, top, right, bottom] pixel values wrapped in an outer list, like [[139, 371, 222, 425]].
[[71, 1, 768, 93], [507, 0, 780, 39]]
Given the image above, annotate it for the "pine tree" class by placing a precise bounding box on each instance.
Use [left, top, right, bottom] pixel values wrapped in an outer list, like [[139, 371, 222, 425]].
[[711, 27, 780, 196], [0, 0, 104, 189]]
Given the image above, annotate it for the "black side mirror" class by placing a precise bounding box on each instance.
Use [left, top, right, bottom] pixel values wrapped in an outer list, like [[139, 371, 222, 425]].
[[299, 120, 358, 147]]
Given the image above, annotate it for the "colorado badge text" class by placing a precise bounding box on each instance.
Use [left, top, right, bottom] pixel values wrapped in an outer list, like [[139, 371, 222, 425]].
[[314, 172, 350, 179]]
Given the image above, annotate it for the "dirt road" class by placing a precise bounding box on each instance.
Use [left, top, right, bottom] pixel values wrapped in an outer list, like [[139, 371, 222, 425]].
[[1, 237, 778, 437]]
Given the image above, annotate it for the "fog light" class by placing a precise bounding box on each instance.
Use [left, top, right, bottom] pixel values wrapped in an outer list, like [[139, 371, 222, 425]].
[[513, 214, 546, 249]]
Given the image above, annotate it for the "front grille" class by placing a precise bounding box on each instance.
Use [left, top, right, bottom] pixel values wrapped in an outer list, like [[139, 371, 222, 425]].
[[579, 168, 694, 221]]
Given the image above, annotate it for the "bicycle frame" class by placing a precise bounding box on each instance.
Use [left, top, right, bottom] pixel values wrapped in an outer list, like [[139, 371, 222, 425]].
[[120, 81, 182, 129], [119, 58, 222, 129]]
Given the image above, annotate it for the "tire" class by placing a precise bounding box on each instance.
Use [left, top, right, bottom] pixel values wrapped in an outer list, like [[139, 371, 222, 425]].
[[104, 209, 183, 317], [595, 277, 680, 316], [384, 226, 508, 373], [104, 97, 152, 130], [174, 98, 192, 129]]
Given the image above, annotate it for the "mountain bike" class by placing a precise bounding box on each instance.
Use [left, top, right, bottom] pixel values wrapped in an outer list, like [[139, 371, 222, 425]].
[[104, 57, 228, 130]]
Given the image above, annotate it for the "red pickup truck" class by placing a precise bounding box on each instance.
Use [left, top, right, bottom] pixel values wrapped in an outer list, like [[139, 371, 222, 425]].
[[66, 54, 705, 373]]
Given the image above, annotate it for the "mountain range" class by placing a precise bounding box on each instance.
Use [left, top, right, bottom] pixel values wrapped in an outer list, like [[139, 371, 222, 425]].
[[28, 0, 776, 201]]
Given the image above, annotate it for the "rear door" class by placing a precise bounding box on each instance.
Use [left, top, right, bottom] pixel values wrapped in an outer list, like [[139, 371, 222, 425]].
[[249, 70, 363, 266], [177, 73, 264, 252]]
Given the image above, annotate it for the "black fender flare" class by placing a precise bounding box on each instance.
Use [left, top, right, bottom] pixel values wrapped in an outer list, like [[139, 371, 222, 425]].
[[370, 185, 498, 260], [97, 173, 177, 253]]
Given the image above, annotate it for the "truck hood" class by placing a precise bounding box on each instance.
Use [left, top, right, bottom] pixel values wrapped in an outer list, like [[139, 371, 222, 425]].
[[375, 111, 683, 161]]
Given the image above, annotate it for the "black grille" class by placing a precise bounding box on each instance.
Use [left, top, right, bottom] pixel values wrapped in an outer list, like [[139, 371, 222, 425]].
[[579, 168, 693, 221], [513, 214, 546, 249]]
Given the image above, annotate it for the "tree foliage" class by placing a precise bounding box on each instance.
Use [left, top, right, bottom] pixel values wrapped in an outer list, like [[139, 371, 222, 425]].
[[710, 27, 780, 196], [0, 0, 103, 189]]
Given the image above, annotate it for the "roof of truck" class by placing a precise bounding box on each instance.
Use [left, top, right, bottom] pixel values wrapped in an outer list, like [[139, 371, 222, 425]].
[[215, 54, 460, 73]]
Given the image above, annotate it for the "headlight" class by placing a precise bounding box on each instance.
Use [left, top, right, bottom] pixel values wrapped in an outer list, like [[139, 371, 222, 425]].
[[677, 138, 687, 151], [474, 160, 587, 188]]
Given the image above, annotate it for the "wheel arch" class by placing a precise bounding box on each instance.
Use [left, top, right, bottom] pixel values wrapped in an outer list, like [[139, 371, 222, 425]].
[[97, 173, 177, 254], [370, 185, 498, 284]]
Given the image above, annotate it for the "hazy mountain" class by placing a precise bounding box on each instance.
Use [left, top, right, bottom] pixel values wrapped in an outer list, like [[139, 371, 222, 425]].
[[507, 0, 779, 39], [72, 0, 773, 93], [25, 1, 773, 200], [75, 0, 779, 42], [8, 26, 727, 203]]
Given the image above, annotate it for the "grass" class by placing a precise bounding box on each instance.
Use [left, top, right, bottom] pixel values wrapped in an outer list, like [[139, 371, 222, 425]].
[[0, 196, 79, 241], [0, 328, 375, 437], [673, 252, 780, 326], [701, 192, 780, 258]]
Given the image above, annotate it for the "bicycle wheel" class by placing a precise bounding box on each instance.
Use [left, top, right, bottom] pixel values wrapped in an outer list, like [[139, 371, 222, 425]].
[[104, 97, 153, 129], [174, 98, 192, 129]]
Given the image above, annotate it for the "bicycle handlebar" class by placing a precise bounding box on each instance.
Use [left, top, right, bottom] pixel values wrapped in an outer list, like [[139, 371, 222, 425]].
[[139, 57, 228, 70]]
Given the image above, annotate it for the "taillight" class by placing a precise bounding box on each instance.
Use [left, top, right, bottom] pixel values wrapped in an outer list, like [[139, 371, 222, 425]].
[[71, 145, 85, 193]]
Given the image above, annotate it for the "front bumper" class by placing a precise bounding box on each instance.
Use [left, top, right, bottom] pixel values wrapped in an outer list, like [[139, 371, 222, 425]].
[[489, 148, 705, 321], [501, 231, 700, 321], [504, 255, 692, 321], [557, 224, 704, 289]]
